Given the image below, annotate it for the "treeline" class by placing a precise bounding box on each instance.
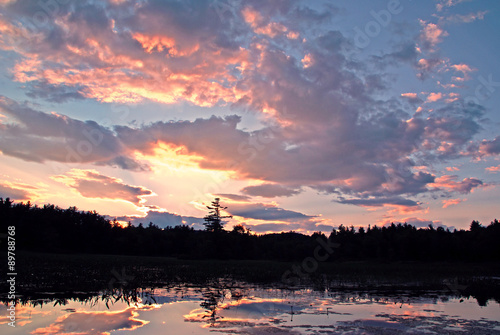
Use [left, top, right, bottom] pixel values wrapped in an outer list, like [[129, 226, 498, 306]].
[[1, 198, 499, 261]]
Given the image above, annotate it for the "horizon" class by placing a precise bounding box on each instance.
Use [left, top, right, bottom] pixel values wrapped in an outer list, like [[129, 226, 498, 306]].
[[1, 0, 500, 234], [1, 196, 497, 234]]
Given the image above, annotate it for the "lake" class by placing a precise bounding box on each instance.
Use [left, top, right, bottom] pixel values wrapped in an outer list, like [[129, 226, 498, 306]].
[[2, 276, 500, 334]]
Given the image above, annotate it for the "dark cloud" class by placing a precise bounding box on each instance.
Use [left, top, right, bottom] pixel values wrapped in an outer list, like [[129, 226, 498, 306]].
[[291, 5, 336, 24], [383, 217, 455, 231], [241, 184, 301, 198], [387, 217, 440, 228], [118, 210, 205, 229], [0, 91, 487, 204], [244, 0, 296, 17], [96, 156, 151, 172], [244, 220, 333, 233], [372, 42, 419, 71], [0, 184, 30, 200], [216, 193, 252, 202], [389, 43, 419, 62], [244, 222, 301, 233], [228, 202, 315, 221], [337, 196, 420, 207], [478, 136, 500, 156], [25, 81, 86, 103], [0, 96, 146, 171], [316, 30, 348, 52]]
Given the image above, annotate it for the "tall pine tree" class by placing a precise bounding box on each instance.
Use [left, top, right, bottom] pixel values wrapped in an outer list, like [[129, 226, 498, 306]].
[[203, 198, 232, 233]]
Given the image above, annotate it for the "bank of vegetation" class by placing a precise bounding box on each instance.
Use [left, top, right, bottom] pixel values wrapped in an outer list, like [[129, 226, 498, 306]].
[[1, 197, 499, 261]]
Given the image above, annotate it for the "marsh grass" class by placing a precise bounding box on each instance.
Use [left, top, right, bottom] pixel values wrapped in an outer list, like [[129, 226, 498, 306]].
[[2, 251, 499, 293], [1, 251, 499, 309]]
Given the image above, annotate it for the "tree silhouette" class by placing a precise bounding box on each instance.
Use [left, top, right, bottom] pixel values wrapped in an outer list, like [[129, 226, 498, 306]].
[[470, 220, 482, 232], [2, 197, 500, 261], [203, 198, 232, 233]]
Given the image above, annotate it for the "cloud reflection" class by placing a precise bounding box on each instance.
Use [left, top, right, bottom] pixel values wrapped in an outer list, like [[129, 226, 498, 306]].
[[31, 307, 148, 335]]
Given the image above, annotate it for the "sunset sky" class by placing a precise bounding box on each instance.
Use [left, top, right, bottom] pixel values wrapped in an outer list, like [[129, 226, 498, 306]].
[[1, 0, 499, 233]]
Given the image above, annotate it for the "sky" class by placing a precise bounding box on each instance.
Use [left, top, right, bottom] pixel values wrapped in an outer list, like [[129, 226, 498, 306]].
[[0, 0, 499, 234]]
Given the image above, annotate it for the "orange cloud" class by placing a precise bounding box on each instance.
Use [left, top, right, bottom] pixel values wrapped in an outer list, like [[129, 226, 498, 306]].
[[301, 53, 313, 68], [242, 6, 289, 38], [255, 22, 288, 38], [132, 32, 199, 56]]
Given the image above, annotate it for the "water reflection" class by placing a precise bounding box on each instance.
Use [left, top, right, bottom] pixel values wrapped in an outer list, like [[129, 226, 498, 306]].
[[2, 277, 500, 334]]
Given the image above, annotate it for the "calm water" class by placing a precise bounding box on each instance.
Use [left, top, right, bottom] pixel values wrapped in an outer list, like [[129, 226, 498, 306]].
[[2, 279, 500, 334]]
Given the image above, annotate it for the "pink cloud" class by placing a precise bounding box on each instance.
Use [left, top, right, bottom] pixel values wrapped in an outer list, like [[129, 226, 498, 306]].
[[3, 4, 251, 107], [242, 6, 262, 27], [32, 308, 148, 335], [426, 92, 443, 102], [436, 0, 468, 12], [430, 175, 483, 194], [486, 165, 500, 173], [400, 93, 419, 101], [445, 93, 460, 103], [442, 198, 466, 208], [419, 20, 448, 48], [450, 63, 475, 82], [378, 217, 443, 229], [287, 31, 300, 39], [337, 197, 424, 215], [451, 63, 473, 73], [445, 11, 488, 23], [401, 93, 417, 99], [0, 303, 50, 327], [52, 169, 154, 205], [416, 58, 446, 78]]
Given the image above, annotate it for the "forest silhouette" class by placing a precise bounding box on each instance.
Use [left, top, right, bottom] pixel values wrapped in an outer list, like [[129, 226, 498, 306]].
[[1, 197, 499, 261]]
